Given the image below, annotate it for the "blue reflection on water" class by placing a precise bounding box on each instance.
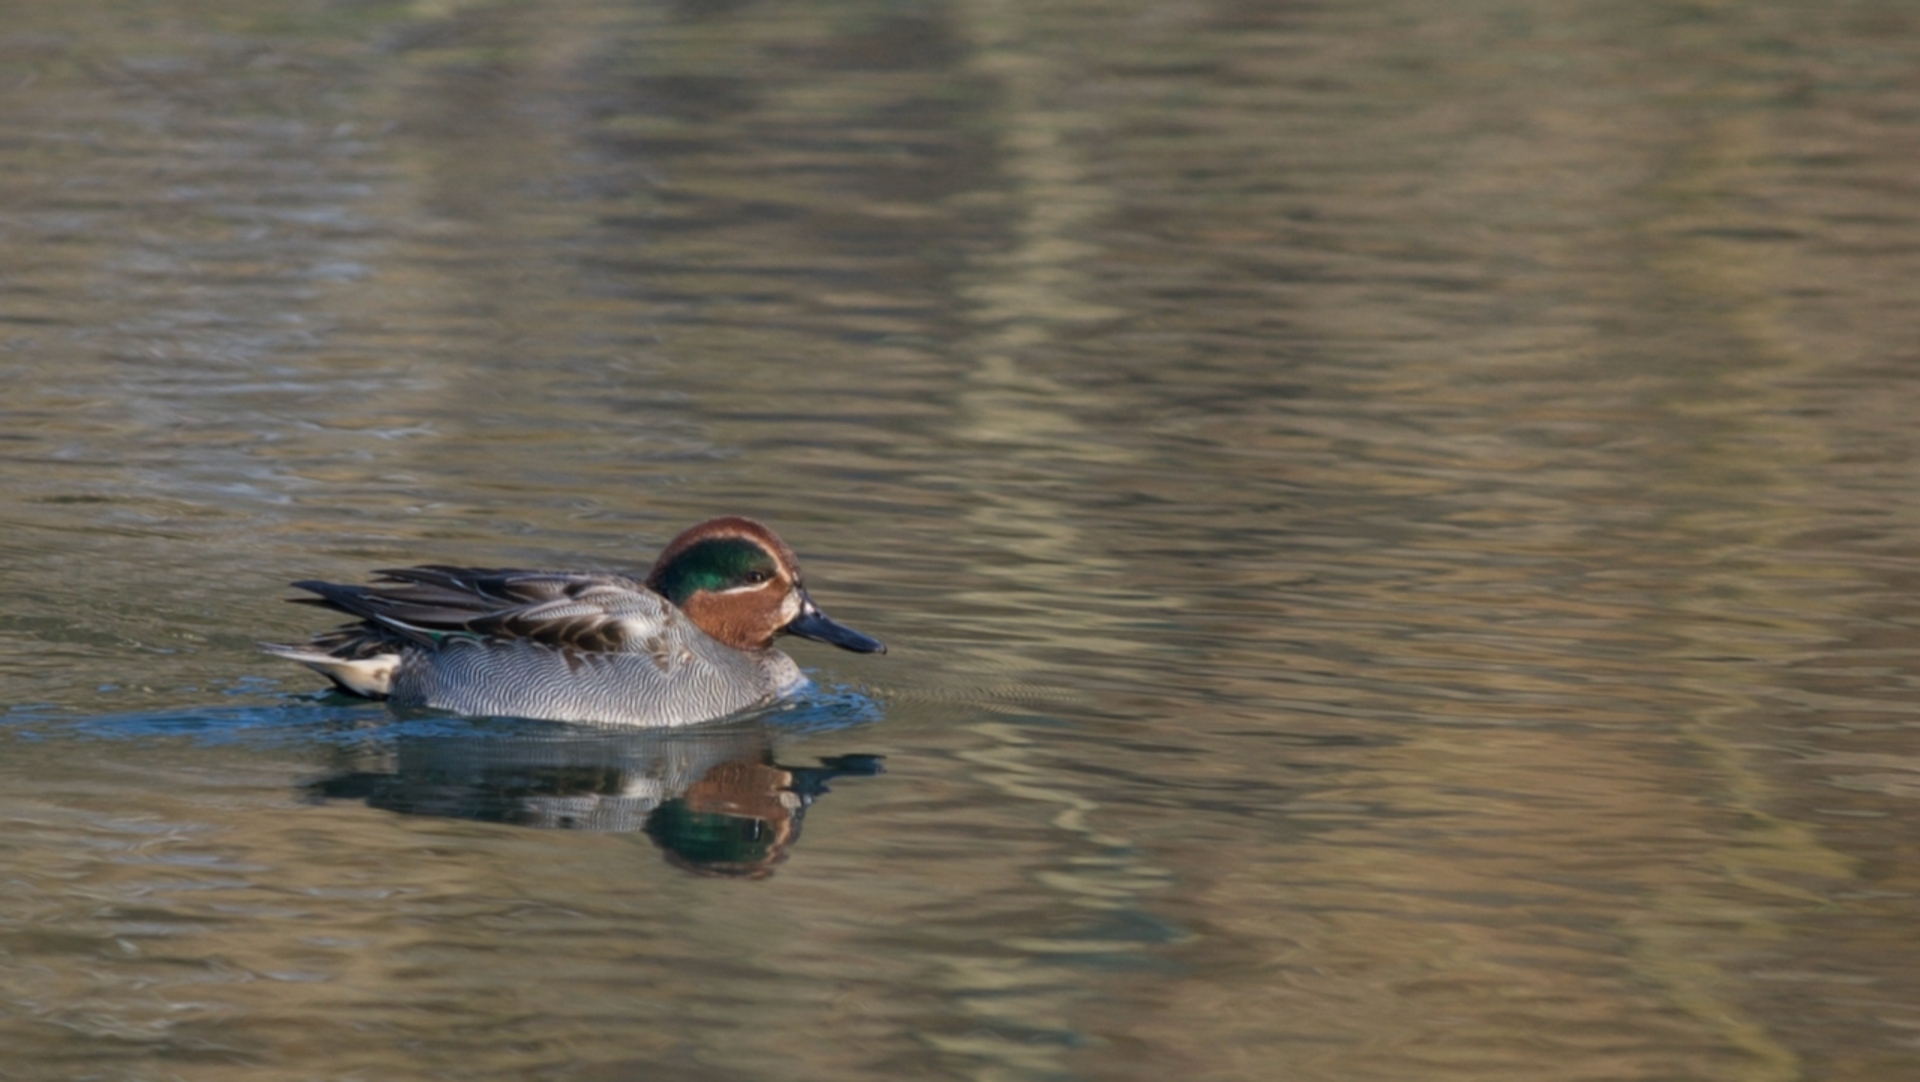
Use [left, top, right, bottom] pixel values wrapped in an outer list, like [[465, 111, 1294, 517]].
[[4, 680, 888, 876], [6, 676, 884, 746]]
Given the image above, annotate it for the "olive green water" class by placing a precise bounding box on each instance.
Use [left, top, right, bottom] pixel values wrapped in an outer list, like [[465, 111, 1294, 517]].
[[5, 1, 1920, 1079]]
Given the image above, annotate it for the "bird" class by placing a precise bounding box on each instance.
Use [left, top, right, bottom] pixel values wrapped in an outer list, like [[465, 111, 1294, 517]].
[[261, 516, 885, 726]]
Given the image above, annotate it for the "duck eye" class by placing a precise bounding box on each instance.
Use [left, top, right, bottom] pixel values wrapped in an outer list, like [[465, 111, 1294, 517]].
[[743, 570, 771, 585]]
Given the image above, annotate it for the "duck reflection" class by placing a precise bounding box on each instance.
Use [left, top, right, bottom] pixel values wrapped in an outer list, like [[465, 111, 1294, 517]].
[[309, 721, 882, 878]]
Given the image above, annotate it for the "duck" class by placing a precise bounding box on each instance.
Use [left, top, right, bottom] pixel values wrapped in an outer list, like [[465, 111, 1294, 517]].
[[261, 516, 885, 727]]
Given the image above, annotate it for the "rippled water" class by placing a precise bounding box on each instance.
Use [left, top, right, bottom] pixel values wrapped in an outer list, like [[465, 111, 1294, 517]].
[[5, 0, 1920, 1078]]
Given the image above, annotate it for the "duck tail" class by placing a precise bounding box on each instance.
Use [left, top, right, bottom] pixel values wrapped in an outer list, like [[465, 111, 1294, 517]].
[[259, 639, 400, 700]]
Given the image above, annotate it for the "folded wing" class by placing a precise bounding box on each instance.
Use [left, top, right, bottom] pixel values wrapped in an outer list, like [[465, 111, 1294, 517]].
[[291, 566, 673, 655]]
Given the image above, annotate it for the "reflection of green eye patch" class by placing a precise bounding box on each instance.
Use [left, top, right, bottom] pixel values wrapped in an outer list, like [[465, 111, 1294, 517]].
[[645, 800, 780, 867], [650, 538, 779, 605]]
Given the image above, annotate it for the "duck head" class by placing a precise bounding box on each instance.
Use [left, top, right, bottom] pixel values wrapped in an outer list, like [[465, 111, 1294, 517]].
[[645, 517, 887, 655]]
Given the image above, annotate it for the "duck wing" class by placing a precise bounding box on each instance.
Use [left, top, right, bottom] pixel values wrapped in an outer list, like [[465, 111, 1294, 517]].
[[292, 566, 674, 655]]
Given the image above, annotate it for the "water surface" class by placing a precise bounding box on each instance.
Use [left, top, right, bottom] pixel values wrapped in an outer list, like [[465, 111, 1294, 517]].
[[4, 0, 1920, 1079]]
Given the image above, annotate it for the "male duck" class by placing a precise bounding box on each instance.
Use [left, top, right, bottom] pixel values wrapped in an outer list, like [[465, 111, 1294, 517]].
[[261, 517, 885, 727]]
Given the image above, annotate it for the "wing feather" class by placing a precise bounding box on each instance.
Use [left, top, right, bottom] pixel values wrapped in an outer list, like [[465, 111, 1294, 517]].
[[291, 567, 672, 655]]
